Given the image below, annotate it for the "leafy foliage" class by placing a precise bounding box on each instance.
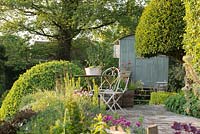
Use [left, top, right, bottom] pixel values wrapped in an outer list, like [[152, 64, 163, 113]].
[[0, 35, 33, 91], [71, 36, 118, 70], [19, 92, 68, 134], [0, 60, 83, 119], [149, 92, 176, 105], [168, 58, 185, 92], [18, 91, 101, 133], [30, 41, 59, 62], [183, 92, 200, 118], [183, 0, 200, 73], [91, 114, 108, 134], [1, 74, 103, 133], [0, 0, 142, 60], [0, 44, 6, 94], [181, 0, 200, 118], [0, 35, 32, 71], [165, 93, 186, 115], [0, 90, 8, 107], [0, 109, 36, 134], [135, 0, 185, 60], [85, 41, 118, 69], [0, 35, 60, 91]]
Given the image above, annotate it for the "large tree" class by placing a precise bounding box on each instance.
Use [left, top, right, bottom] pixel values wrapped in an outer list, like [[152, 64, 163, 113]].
[[0, 0, 142, 60], [135, 0, 185, 61]]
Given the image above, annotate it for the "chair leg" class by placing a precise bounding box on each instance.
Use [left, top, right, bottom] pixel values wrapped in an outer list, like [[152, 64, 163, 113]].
[[100, 94, 115, 113], [110, 95, 127, 114], [99, 93, 127, 113]]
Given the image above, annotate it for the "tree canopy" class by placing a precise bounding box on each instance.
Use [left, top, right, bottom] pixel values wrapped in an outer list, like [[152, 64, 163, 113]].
[[0, 0, 143, 60], [135, 0, 185, 61]]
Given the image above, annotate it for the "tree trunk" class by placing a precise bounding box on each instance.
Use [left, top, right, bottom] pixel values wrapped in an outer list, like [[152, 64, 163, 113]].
[[57, 36, 72, 61]]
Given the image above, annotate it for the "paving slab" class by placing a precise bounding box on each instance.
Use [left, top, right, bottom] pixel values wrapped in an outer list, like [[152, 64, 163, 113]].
[[118, 105, 200, 134]]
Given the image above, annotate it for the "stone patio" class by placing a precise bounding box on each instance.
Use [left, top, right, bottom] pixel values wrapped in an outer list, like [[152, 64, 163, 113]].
[[118, 105, 200, 134]]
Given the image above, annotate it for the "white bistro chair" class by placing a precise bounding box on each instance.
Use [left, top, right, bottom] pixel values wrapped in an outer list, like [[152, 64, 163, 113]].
[[99, 67, 130, 113]]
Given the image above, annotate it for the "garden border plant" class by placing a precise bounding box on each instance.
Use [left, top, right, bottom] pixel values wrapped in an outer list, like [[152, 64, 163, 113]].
[[17, 75, 103, 134]]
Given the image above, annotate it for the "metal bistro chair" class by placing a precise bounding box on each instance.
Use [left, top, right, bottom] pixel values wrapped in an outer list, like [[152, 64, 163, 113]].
[[99, 67, 130, 113]]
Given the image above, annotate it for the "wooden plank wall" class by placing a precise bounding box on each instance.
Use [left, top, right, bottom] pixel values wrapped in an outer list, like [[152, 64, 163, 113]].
[[135, 56, 169, 88]]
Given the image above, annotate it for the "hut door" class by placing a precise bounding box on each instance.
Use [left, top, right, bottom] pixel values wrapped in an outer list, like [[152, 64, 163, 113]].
[[119, 35, 136, 81]]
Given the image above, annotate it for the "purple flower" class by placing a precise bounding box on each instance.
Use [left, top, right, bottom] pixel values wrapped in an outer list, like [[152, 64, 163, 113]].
[[102, 115, 131, 128], [190, 126, 197, 133], [196, 129, 200, 134], [135, 121, 141, 127], [171, 122, 182, 130], [125, 121, 131, 127], [182, 123, 190, 132], [172, 121, 200, 134], [112, 119, 119, 125], [103, 115, 113, 123]]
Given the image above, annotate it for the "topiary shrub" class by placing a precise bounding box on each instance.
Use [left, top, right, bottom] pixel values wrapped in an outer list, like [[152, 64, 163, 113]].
[[183, 0, 200, 73], [149, 91, 176, 105], [135, 0, 185, 61], [0, 60, 83, 120]]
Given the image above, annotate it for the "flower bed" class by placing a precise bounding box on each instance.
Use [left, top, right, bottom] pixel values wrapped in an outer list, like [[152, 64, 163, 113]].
[[171, 121, 200, 134]]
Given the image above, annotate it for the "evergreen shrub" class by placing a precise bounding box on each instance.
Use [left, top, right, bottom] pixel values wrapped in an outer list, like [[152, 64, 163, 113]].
[[135, 0, 185, 60], [181, 0, 200, 118], [0, 60, 83, 119], [183, 0, 200, 73], [149, 91, 176, 105]]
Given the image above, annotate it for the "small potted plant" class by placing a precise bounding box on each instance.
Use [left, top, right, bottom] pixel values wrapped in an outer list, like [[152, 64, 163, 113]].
[[119, 82, 135, 108], [120, 81, 144, 108], [85, 66, 102, 76]]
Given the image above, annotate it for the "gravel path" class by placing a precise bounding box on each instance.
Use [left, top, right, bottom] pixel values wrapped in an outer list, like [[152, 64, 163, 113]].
[[118, 105, 200, 134]]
